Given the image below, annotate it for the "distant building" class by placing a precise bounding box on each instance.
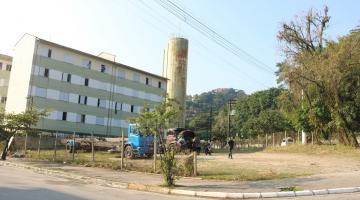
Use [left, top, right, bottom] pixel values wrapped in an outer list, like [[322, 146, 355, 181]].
[[6, 34, 167, 136], [0, 54, 12, 110]]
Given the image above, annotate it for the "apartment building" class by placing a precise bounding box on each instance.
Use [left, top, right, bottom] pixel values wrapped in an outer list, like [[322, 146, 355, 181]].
[[0, 54, 12, 110], [6, 34, 167, 136]]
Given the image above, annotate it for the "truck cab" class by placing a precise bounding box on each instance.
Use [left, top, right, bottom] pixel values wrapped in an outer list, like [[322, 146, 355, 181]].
[[124, 124, 154, 158]]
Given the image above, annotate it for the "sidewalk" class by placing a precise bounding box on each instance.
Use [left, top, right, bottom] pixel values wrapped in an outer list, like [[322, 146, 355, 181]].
[[1, 159, 360, 198]]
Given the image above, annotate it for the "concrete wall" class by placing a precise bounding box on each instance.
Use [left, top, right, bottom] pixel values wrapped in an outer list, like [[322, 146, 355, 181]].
[[6, 34, 36, 113]]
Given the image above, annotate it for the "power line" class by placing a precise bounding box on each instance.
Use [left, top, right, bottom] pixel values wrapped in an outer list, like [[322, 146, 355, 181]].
[[154, 0, 275, 74], [130, 0, 270, 88]]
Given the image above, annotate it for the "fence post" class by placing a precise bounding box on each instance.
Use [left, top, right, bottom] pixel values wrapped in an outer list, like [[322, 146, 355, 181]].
[[53, 132, 58, 161], [24, 133, 28, 154], [265, 133, 268, 147], [121, 130, 124, 170], [193, 152, 197, 176], [91, 131, 95, 162], [297, 130, 300, 144], [72, 132, 75, 161], [311, 132, 314, 145], [37, 133, 41, 158], [153, 134, 157, 173], [249, 135, 251, 148]]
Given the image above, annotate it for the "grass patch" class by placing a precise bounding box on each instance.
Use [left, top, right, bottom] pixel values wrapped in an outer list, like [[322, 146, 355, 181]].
[[279, 186, 303, 192], [264, 144, 360, 156], [199, 167, 308, 181], [27, 149, 155, 172]]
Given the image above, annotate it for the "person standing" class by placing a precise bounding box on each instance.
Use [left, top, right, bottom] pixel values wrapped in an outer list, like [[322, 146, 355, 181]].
[[228, 138, 235, 159]]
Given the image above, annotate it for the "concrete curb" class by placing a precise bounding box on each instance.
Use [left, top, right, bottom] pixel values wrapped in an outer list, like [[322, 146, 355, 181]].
[[1, 161, 360, 199]]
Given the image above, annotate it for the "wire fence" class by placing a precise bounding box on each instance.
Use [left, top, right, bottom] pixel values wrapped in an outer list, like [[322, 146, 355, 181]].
[[7, 130, 304, 177]]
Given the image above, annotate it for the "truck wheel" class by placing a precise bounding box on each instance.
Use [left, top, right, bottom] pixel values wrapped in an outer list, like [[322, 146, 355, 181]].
[[124, 146, 134, 158]]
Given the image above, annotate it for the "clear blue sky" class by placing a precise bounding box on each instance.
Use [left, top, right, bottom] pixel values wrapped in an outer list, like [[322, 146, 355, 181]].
[[1, 0, 359, 95]]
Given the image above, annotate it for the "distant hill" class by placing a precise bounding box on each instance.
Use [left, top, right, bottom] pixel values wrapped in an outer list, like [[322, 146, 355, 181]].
[[185, 88, 246, 130], [186, 88, 246, 113]]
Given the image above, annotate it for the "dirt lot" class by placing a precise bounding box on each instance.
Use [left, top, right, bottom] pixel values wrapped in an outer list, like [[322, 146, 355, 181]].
[[26, 145, 360, 182], [197, 151, 360, 181]]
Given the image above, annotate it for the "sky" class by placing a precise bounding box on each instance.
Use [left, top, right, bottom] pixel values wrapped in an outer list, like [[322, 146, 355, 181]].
[[1, 0, 359, 95]]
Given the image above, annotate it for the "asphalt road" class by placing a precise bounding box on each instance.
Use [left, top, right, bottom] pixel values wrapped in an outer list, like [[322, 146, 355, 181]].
[[1, 164, 360, 200], [0, 165, 208, 200]]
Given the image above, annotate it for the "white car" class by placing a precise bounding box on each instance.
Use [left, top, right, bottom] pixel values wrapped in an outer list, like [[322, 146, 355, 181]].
[[281, 137, 294, 146]]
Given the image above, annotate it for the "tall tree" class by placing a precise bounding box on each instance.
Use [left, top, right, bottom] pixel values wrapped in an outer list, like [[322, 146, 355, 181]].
[[277, 6, 360, 147]]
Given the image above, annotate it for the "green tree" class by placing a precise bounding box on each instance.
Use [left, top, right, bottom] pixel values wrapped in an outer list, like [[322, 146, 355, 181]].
[[129, 96, 180, 187], [234, 88, 288, 138], [277, 6, 360, 147], [0, 109, 47, 160]]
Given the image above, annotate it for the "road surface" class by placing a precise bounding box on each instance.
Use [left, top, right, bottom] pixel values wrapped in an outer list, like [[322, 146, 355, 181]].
[[0, 165, 207, 200], [0, 164, 359, 200]]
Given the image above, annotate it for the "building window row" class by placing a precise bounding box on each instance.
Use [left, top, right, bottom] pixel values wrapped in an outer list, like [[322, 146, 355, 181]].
[[38, 47, 165, 89], [33, 66, 163, 102], [31, 86, 142, 114], [45, 110, 128, 128]]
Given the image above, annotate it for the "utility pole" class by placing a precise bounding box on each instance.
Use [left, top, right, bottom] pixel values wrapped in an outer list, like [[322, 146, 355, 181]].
[[301, 89, 307, 144], [227, 99, 236, 139], [227, 100, 231, 139], [209, 106, 213, 141]]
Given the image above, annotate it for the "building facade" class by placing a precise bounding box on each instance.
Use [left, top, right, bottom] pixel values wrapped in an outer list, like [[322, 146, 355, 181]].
[[6, 34, 167, 136], [0, 54, 12, 110]]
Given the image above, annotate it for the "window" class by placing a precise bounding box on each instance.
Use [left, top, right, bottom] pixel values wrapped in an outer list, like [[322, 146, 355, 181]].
[[131, 105, 134, 113], [62, 112, 67, 121], [82, 59, 92, 69], [5, 64, 11, 71], [84, 78, 89, 86], [78, 95, 87, 105], [115, 102, 118, 114], [81, 114, 86, 123], [145, 77, 149, 85], [59, 92, 69, 102], [67, 74, 71, 82], [96, 117, 104, 125], [64, 54, 73, 63], [97, 98, 106, 108], [33, 87, 47, 97], [87, 60, 92, 68], [117, 69, 125, 79], [48, 49, 52, 58], [44, 68, 49, 77], [101, 64, 106, 73], [133, 73, 140, 82], [0, 97, 7, 104], [158, 81, 162, 88], [61, 73, 71, 82]]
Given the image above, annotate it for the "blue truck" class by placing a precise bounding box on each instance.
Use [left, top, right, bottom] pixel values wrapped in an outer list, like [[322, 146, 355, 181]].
[[124, 124, 154, 158]]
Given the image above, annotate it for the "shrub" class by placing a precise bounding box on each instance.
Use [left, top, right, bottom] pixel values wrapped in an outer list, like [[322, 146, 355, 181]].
[[160, 150, 177, 186]]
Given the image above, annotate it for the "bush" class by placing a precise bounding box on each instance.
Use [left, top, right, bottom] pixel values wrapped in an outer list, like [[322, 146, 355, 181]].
[[160, 150, 177, 186], [177, 154, 194, 176]]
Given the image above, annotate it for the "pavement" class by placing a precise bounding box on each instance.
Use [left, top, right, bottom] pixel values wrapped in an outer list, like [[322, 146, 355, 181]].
[[1, 159, 360, 199], [0, 165, 213, 200]]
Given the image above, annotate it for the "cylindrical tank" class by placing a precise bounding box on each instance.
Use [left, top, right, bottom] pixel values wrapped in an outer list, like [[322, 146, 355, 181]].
[[163, 37, 189, 128]]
